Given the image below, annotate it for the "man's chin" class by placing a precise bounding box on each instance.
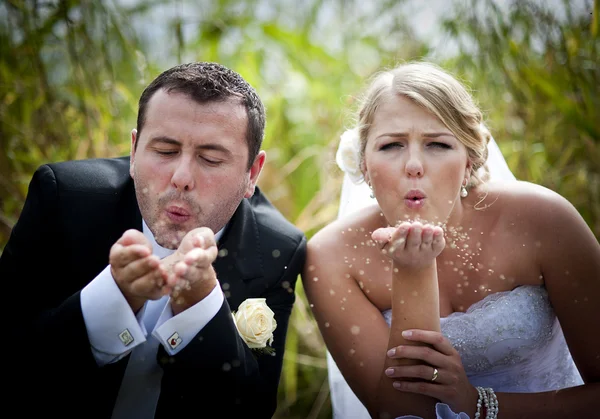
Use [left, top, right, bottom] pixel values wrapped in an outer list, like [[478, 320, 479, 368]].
[[158, 239, 179, 250], [153, 230, 185, 250]]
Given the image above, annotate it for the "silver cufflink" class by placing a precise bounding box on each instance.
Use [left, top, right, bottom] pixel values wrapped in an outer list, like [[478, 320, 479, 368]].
[[119, 329, 134, 346]]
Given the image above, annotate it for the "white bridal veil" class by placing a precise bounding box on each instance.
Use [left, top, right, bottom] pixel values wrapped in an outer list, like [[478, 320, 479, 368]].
[[329, 132, 517, 419]]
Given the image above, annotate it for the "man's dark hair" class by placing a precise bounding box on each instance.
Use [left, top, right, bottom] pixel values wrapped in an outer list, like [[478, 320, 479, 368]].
[[136, 62, 266, 169]]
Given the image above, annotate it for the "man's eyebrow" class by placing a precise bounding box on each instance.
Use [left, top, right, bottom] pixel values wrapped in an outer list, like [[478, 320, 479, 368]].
[[195, 143, 232, 156], [148, 136, 181, 146], [148, 136, 232, 155]]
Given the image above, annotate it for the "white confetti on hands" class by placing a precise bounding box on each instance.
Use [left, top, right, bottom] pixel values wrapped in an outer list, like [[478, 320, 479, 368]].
[[372, 221, 445, 270], [161, 228, 216, 285], [163, 228, 219, 310], [110, 229, 171, 312], [178, 227, 212, 254], [170, 245, 218, 289]]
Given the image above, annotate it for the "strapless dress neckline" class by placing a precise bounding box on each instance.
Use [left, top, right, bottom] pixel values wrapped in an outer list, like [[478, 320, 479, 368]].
[[382, 285, 583, 392]]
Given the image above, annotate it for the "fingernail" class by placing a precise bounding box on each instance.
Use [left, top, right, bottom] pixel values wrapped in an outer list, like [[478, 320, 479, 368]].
[[393, 381, 402, 389], [402, 330, 413, 338], [387, 348, 395, 357], [385, 368, 394, 376]]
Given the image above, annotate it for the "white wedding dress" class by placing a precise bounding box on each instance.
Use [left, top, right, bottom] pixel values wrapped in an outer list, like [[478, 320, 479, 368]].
[[329, 136, 584, 418]]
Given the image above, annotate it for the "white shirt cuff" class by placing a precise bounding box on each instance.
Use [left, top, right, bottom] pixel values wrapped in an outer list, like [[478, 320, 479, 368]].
[[153, 284, 224, 355], [80, 265, 147, 365]]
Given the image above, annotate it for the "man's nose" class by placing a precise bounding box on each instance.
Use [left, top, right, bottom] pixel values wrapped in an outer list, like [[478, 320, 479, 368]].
[[171, 159, 195, 191]]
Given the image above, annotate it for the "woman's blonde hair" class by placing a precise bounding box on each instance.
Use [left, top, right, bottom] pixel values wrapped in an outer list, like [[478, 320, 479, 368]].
[[356, 61, 490, 187]]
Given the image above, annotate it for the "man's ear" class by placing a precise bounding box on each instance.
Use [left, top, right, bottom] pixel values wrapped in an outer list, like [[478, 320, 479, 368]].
[[244, 150, 266, 198], [129, 129, 137, 178]]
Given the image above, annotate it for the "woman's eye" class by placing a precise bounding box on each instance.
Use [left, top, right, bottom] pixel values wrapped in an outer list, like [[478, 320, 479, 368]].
[[428, 142, 452, 149], [380, 142, 403, 151], [156, 150, 177, 155]]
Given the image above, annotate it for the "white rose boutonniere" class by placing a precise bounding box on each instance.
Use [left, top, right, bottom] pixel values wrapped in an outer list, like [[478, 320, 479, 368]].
[[232, 298, 277, 356], [335, 127, 364, 185]]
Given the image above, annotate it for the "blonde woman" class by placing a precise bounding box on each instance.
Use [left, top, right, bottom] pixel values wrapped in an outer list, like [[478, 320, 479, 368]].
[[302, 62, 599, 419]]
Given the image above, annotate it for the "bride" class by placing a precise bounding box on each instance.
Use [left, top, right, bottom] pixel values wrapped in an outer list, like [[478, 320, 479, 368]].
[[302, 62, 600, 418]]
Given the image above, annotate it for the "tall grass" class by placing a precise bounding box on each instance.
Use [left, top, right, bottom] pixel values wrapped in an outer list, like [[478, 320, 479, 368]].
[[1, 1, 597, 417]]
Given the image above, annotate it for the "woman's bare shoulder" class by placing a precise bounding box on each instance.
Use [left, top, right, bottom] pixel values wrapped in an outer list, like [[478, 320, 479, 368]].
[[308, 203, 384, 250], [472, 180, 574, 218], [472, 180, 593, 250]]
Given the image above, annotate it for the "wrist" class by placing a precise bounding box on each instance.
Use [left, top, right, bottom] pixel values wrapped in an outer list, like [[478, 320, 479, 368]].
[[391, 260, 437, 280], [465, 385, 479, 418], [170, 276, 218, 315], [126, 296, 147, 314]]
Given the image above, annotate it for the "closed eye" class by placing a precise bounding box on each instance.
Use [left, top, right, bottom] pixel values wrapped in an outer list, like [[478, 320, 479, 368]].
[[156, 150, 177, 156], [201, 156, 221, 165], [380, 142, 404, 151], [428, 142, 452, 149]]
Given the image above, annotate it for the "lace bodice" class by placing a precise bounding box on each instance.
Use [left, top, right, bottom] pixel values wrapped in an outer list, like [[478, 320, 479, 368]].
[[383, 285, 583, 392]]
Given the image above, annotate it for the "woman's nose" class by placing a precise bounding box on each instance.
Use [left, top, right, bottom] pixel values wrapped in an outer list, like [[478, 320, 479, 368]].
[[405, 152, 424, 178]]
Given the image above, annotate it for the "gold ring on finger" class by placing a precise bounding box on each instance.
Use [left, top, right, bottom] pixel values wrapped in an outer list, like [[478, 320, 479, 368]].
[[431, 368, 439, 382]]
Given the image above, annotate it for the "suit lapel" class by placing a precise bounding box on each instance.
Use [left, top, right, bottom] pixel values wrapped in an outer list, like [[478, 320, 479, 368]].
[[213, 198, 263, 309], [123, 177, 143, 233]]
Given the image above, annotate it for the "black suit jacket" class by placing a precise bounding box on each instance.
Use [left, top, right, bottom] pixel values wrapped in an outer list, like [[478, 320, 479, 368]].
[[1, 156, 306, 418]]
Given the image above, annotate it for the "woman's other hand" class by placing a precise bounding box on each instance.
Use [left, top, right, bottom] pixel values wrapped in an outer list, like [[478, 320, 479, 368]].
[[385, 329, 478, 417]]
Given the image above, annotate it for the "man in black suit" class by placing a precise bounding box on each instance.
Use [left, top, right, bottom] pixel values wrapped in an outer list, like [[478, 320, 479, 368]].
[[0, 62, 306, 418]]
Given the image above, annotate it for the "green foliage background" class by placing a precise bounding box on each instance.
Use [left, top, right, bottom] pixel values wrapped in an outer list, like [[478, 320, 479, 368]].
[[1, 0, 598, 417]]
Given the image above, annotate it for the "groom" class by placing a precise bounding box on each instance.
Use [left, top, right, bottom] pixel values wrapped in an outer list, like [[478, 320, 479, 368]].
[[0, 62, 306, 418]]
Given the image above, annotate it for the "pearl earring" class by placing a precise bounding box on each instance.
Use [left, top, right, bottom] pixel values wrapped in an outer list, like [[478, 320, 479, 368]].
[[460, 185, 468, 198]]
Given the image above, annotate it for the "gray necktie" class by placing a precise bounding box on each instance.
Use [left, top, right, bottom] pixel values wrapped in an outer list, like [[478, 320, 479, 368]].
[[111, 299, 166, 419]]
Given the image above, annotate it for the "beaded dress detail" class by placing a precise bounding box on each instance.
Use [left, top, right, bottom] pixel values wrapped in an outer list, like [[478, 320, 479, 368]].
[[382, 285, 583, 392]]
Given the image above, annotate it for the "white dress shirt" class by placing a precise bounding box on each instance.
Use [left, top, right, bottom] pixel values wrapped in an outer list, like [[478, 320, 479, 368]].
[[81, 221, 225, 418]]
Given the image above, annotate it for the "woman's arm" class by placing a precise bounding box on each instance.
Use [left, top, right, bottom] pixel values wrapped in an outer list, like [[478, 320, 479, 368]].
[[372, 222, 453, 419], [302, 223, 391, 412], [303, 219, 450, 418], [385, 184, 600, 418]]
